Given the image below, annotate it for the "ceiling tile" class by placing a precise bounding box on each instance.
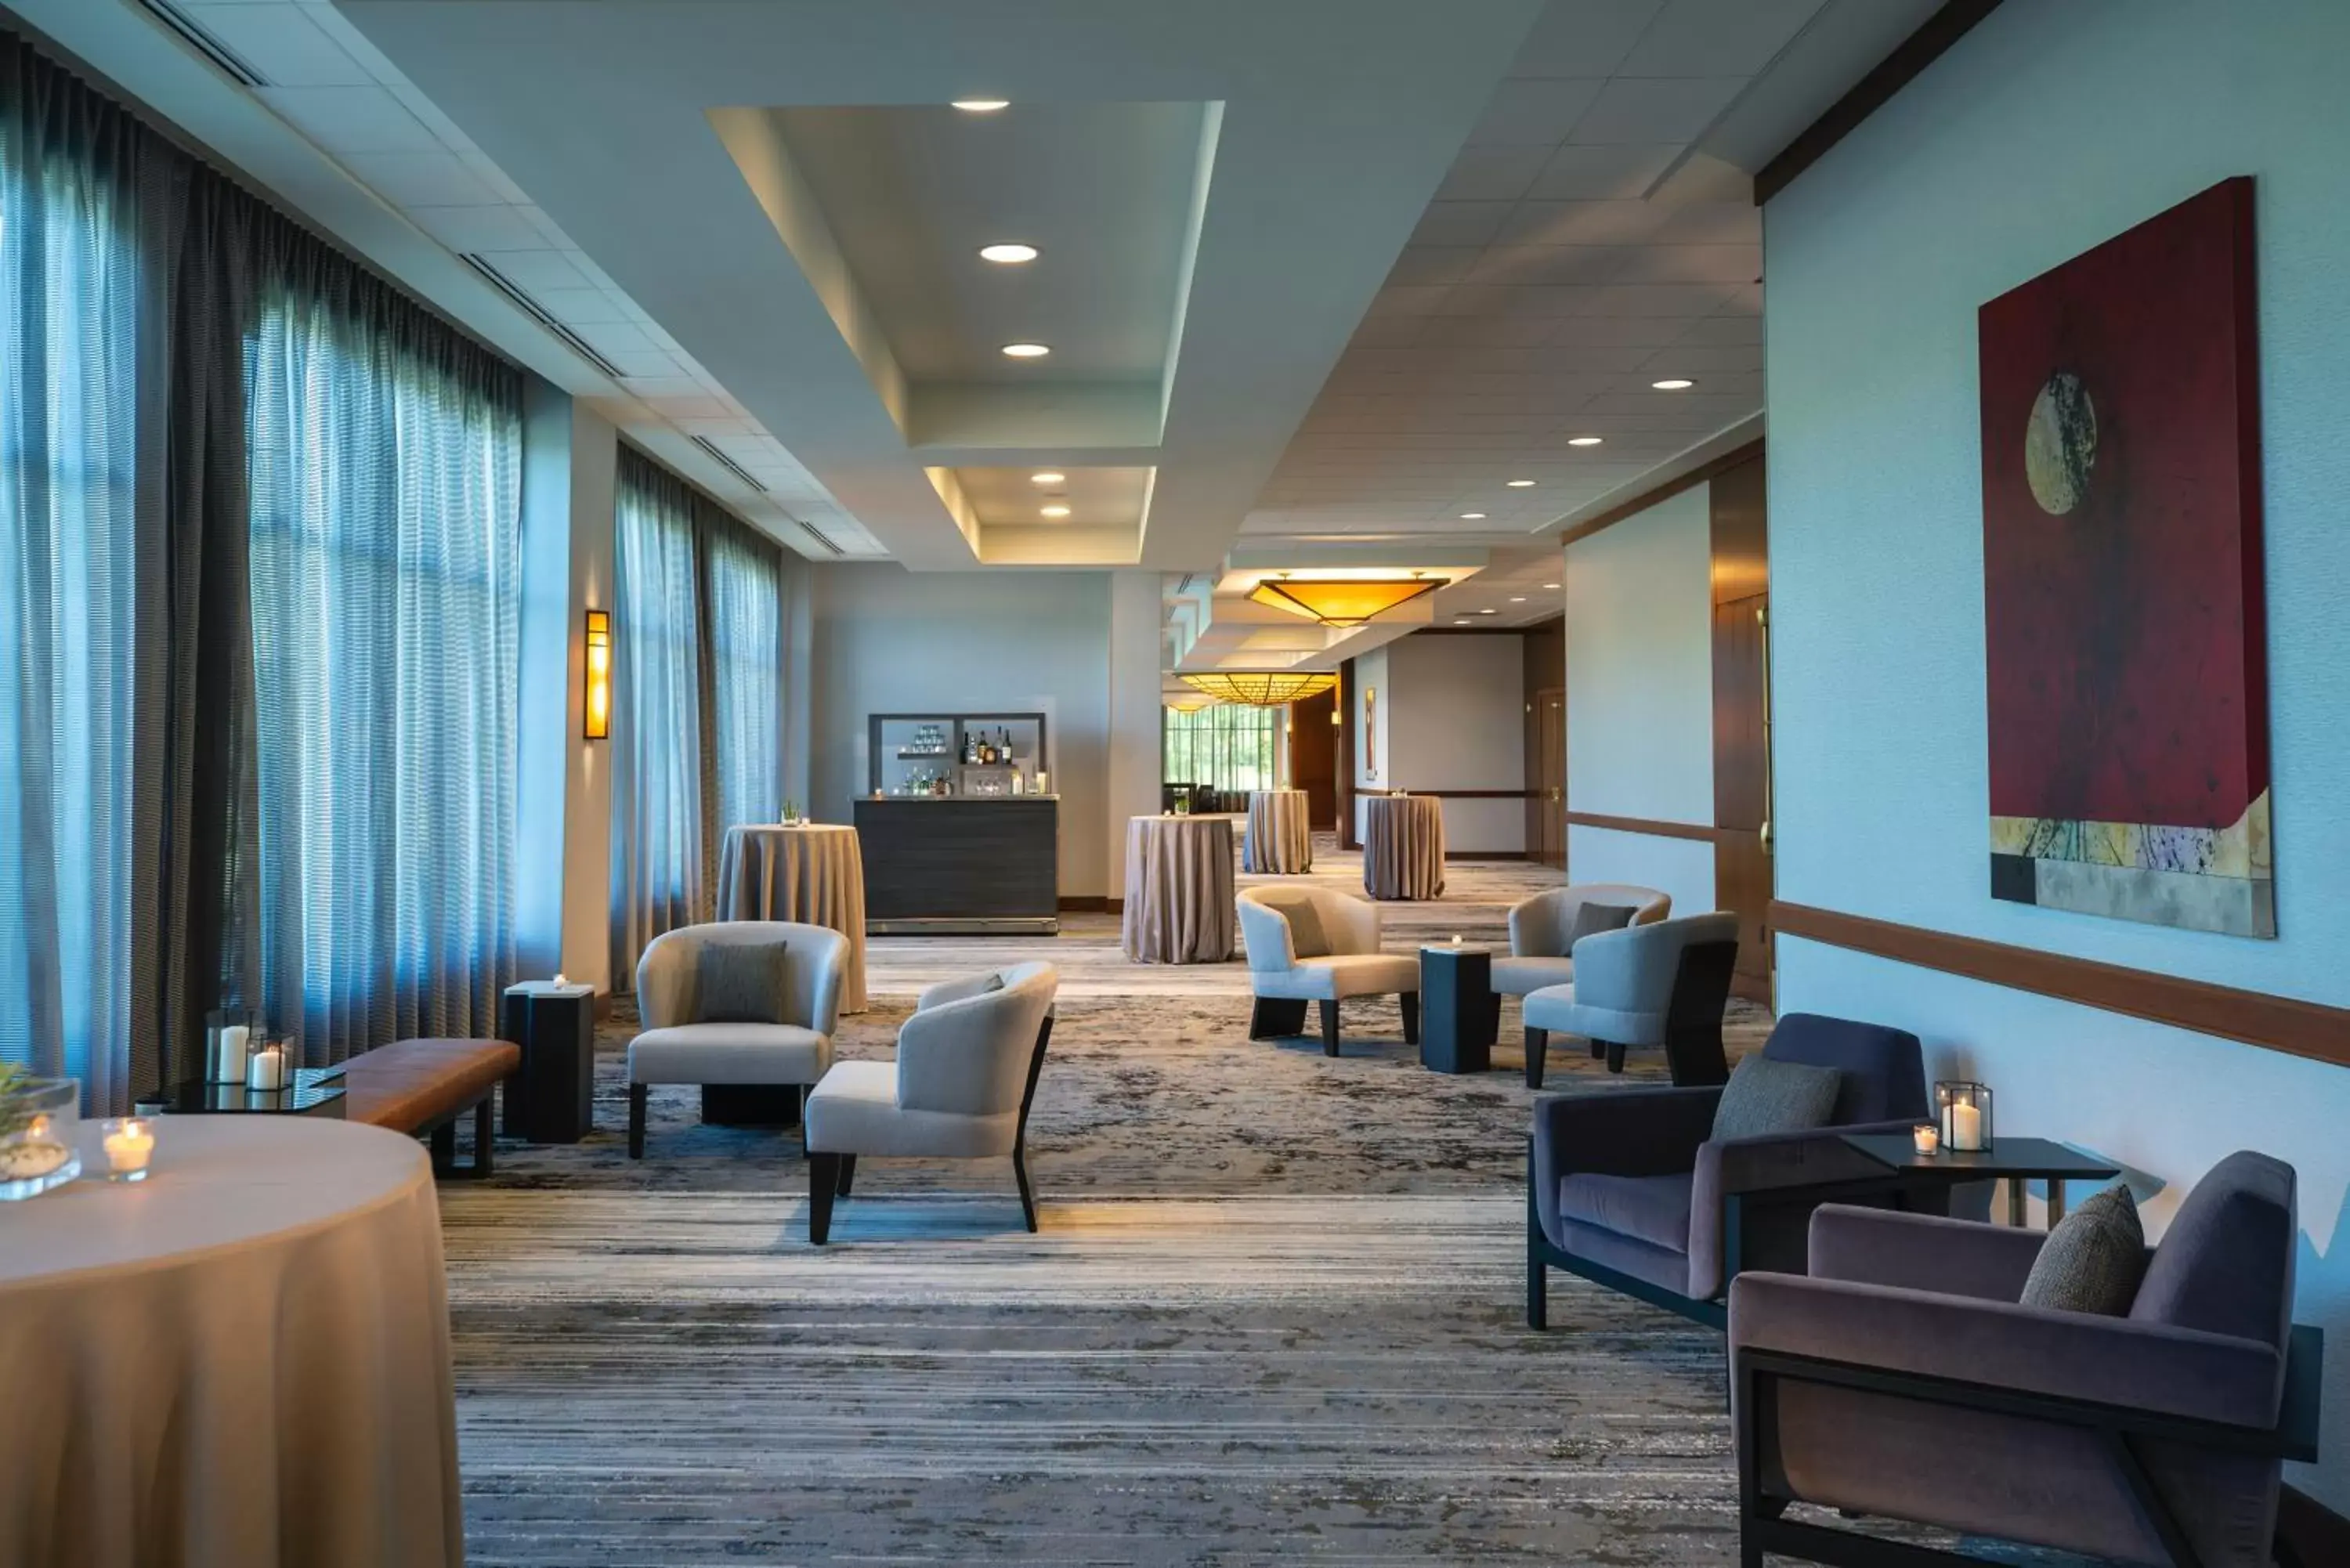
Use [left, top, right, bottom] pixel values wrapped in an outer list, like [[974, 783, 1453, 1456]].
[[405, 204, 545, 251], [1636, 344, 1762, 377], [1615, 0, 1827, 77], [1649, 202, 1762, 245], [334, 151, 501, 208], [256, 86, 439, 154], [1608, 242, 1762, 284], [1507, 0, 1668, 77], [1542, 315, 1691, 348], [1409, 202, 1513, 247], [1669, 314, 1764, 347], [1366, 285, 1453, 317], [1466, 78, 1607, 146], [1466, 245, 1634, 287], [456, 150, 530, 205], [183, 5, 373, 87], [1576, 282, 1739, 316], [471, 249, 592, 291], [532, 287, 635, 327], [1567, 77, 1747, 144], [1524, 143, 1683, 200], [1499, 200, 1674, 246], [1386, 247, 1484, 287], [1437, 145, 1555, 202]]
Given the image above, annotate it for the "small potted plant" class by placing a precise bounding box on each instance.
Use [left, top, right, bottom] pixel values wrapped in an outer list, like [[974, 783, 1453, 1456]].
[[0, 1064, 81, 1199]]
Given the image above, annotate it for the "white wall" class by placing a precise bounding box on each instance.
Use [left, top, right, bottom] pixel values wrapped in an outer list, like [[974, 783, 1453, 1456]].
[[808, 564, 1115, 897], [1564, 482, 1715, 909], [1766, 0, 2350, 1505], [1385, 634, 1524, 854]]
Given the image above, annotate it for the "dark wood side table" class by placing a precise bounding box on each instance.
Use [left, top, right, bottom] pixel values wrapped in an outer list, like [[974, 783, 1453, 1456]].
[[1840, 1133, 2122, 1227], [1417, 945, 1500, 1074], [502, 981, 596, 1143]]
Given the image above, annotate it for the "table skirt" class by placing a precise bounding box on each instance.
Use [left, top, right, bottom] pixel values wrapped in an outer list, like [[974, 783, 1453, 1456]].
[[1243, 790, 1314, 874], [717, 823, 869, 1012], [1121, 815, 1238, 963], [1363, 793, 1446, 900]]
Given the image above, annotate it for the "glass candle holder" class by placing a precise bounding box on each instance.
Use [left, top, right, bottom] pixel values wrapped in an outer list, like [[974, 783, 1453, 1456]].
[[0, 1075, 80, 1200], [1936, 1081, 1994, 1152], [100, 1116, 157, 1183], [245, 1035, 294, 1093], [206, 1006, 258, 1085]]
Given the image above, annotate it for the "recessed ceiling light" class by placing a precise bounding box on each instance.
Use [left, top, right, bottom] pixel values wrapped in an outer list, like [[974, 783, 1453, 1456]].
[[1454, 619, 1471, 626], [1031, 471, 1066, 486], [1651, 378, 1695, 391], [1459, 511, 1486, 520], [1506, 479, 1537, 488], [1567, 435, 1603, 446], [1543, 582, 1560, 589], [1039, 504, 1072, 518], [1478, 608, 1499, 615], [980, 243, 1039, 264], [1509, 596, 1526, 602], [952, 99, 1010, 113], [1001, 342, 1051, 359]]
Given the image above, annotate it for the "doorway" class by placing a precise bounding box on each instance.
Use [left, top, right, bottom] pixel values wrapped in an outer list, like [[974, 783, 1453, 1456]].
[[1528, 687, 1565, 869]]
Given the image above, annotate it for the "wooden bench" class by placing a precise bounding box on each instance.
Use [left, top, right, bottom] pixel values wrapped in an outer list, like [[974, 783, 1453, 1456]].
[[343, 1038, 520, 1178]]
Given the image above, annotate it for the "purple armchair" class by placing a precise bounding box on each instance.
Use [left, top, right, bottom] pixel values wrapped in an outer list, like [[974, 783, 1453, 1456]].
[[1527, 1012, 1928, 1331], [1730, 1151, 2322, 1568]]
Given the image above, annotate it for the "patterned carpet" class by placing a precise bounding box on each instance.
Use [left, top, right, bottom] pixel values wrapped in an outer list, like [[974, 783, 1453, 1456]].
[[441, 840, 1795, 1565]]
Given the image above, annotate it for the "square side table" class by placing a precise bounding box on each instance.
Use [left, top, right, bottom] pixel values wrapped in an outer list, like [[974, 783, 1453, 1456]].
[[1840, 1133, 2121, 1227], [502, 981, 596, 1143], [1418, 945, 1499, 1074]]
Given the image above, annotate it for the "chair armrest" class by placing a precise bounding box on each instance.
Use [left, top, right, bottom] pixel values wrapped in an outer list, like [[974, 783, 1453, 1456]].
[[916, 970, 1000, 1013], [1808, 1205, 2048, 1302], [1508, 894, 1564, 959], [1532, 1086, 1721, 1246], [1564, 923, 1670, 1012], [1730, 1273, 2284, 1431], [1235, 899, 1293, 973], [1701, 1121, 1918, 1201], [805, 942, 846, 1037], [1687, 1126, 1910, 1301]]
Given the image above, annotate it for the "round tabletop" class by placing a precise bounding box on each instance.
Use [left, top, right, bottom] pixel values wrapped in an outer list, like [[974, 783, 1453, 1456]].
[[0, 1117, 462, 1567], [717, 822, 868, 1013], [1121, 814, 1237, 963]]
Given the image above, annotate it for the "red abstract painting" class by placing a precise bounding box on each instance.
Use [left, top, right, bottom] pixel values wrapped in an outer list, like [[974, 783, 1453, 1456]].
[[1979, 176, 2272, 937]]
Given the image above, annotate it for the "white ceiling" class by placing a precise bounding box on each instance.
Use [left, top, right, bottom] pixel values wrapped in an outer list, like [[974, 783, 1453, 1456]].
[[32, 0, 1932, 598]]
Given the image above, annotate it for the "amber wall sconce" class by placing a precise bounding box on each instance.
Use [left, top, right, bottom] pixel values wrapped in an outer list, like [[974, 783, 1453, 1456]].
[[584, 609, 611, 740]]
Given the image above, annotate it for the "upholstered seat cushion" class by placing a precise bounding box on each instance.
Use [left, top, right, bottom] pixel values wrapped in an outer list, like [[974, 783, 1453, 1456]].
[[1521, 981, 1665, 1045], [1559, 1171, 1695, 1256], [627, 1023, 831, 1085], [1491, 954, 1576, 996], [1251, 952, 1420, 1001], [804, 1059, 1020, 1159]]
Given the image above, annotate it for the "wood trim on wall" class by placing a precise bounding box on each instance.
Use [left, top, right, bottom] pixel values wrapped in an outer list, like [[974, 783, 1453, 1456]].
[[1771, 901, 2350, 1071], [1754, 0, 2008, 205], [1565, 810, 1723, 844], [1365, 788, 1533, 800], [1556, 439, 1766, 550]]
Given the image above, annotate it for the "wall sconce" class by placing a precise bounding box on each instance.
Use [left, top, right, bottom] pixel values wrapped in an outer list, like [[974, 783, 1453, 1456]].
[[584, 609, 611, 740]]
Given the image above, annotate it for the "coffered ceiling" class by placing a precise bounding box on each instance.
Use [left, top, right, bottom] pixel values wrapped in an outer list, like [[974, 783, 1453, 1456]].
[[30, 0, 1935, 588]]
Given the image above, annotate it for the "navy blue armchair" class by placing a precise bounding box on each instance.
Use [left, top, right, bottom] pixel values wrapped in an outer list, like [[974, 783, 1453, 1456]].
[[1730, 1151, 2320, 1568], [1527, 1012, 1929, 1330]]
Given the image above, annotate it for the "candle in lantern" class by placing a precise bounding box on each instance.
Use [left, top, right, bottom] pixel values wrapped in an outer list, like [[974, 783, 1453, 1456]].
[[103, 1118, 154, 1180], [1950, 1100, 1983, 1151], [215, 1023, 251, 1083], [246, 1045, 287, 1092]]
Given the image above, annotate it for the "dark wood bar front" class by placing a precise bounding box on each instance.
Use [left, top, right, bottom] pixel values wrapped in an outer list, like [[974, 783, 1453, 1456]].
[[853, 797, 1060, 934]]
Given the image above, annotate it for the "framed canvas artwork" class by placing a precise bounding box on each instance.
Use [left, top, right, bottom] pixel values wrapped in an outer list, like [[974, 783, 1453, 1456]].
[[1979, 175, 2272, 938]]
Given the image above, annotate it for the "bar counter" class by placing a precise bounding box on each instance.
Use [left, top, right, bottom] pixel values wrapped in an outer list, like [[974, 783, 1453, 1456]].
[[852, 795, 1060, 934]]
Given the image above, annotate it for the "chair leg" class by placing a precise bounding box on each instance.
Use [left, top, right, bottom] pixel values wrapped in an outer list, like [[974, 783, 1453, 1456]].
[[1524, 1026, 1547, 1089], [1590, 1038, 1606, 1059], [1400, 990, 1420, 1046], [1528, 1248, 1548, 1331], [1249, 996, 1307, 1040], [473, 1093, 495, 1177], [1605, 1040, 1627, 1074], [1320, 999, 1342, 1057], [836, 1154, 856, 1197], [1013, 1144, 1039, 1234], [627, 1083, 648, 1160], [808, 1152, 839, 1245]]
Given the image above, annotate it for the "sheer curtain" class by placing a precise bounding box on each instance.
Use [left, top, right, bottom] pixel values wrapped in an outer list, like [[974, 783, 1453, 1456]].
[[705, 516, 783, 829], [244, 240, 523, 1061], [0, 41, 143, 1105]]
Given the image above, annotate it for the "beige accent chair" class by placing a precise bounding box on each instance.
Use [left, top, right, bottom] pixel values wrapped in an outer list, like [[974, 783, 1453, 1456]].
[[1493, 883, 1672, 1001], [804, 962, 1058, 1243], [627, 920, 848, 1158], [1237, 885, 1419, 1057]]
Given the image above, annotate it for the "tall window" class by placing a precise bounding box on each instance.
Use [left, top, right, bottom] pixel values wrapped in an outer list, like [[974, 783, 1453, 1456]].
[[706, 523, 783, 829], [0, 46, 141, 1102], [244, 273, 524, 1059], [1163, 705, 1281, 793]]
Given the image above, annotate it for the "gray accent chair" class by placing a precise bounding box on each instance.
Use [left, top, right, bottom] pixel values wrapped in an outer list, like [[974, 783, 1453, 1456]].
[[1493, 883, 1672, 1000], [804, 962, 1058, 1242], [1730, 1151, 2322, 1568], [1237, 885, 1419, 1057], [1528, 1012, 1926, 1331], [1520, 911, 1739, 1086], [628, 920, 848, 1158]]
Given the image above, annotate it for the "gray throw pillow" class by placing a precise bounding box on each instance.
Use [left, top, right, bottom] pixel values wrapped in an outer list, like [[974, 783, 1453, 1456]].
[[1259, 892, 1329, 959], [696, 941, 790, 1024], [1560, 900, 1636, 958], [2020, 1187, 2146, 1316], [1710, 1053, 1843, 1142]]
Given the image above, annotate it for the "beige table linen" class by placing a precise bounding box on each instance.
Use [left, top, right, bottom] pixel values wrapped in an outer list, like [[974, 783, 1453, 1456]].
[[1362, 793, 1447, 900], [1121, 815, 1238, 963], [1242, 789, 1314, 874], [0, 1117, 461, 1568], [717, 822, 870, 1013]]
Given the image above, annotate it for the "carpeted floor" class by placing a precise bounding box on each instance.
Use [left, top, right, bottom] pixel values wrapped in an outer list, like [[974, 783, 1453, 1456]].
[[440, 840, 1794, 1565]]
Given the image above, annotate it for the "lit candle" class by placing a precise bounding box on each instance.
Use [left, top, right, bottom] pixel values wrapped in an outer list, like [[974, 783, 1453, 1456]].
[[215, 1023, 251, 1082], [1913, 1124, 1940, 1156], [1950, 1100, 1983, 1151], [103, 1118, 154, 1178], [246, 1045, 286, 1092], [1451, 934, 1463, 947], [552, 973, 569, 988]]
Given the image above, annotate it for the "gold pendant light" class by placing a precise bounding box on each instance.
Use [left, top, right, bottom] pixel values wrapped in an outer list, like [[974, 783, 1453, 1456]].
[[1247, 573, 1444, 627], [1177, 670, 1339, 706]]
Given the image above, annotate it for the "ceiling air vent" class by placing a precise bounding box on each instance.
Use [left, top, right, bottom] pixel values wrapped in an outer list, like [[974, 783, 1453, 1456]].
[[793, 518, 846, 558], [688, 435, 768, 494], [139, 0, 268, 88], [457, 255, 626, 380]]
